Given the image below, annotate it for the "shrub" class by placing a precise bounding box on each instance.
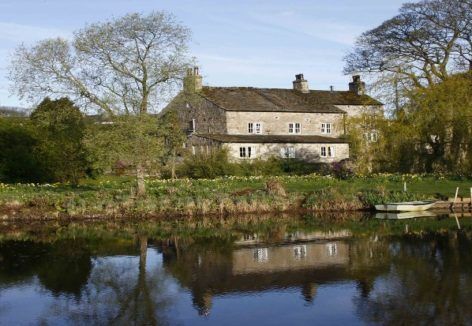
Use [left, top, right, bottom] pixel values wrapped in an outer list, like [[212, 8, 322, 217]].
[[264, 179, 286, 197], [177, 149, 237, 179], [302, 188, 363, 211], [331, 160, 355, 180], [359, 188, 426, 207], [0, 118, 50, 183]]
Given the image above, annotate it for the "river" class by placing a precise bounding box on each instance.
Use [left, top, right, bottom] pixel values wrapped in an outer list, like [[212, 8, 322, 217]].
[[0, 213, 471, 325]]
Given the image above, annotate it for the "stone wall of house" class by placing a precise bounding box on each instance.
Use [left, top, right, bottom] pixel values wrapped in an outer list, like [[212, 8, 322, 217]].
[[335, 105, 383, 118], [164, 93, 227, 135], [225, 111, 345, 136], [224, 142, 349, 163], [186, 134, 223, 155]]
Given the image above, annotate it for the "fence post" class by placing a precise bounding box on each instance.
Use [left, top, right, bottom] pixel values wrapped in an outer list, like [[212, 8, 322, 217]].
[[451, 187, 459, 211]]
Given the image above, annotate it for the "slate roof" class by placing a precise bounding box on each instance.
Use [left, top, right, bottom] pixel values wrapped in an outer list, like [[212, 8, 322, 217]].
[[200, 87, 382, 113], [195, 134, 348, 144]]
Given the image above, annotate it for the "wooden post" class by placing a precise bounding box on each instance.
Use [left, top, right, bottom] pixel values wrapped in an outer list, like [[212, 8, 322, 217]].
[[403, 182, 407, 192], [470, 188, 472, 212], [451, 187, 459, 211]]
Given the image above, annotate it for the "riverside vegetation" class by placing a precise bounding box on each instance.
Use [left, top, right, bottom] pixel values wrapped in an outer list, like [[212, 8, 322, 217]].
[[1, 173, 471, 220]]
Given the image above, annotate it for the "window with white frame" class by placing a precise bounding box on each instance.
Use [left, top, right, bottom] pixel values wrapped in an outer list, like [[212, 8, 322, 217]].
[[239, 146, 254, 158], [281, 147, 296, 158], [189, 119, 196, 132], [364, 132, 378, 142], [320, 146, 335, 158], [321, 123, 332, 134], [248, 122, 262, 134], [328, 146, 334, 157], [255, 122, 262, 134], [288, 123, 301, 134]]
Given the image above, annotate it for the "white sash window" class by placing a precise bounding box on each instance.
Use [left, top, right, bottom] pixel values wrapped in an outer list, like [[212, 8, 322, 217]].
[[248, 122, 262, 134], [288, 123, 301, 134], [321, 146, 335, 158], [239, 146, 254, 158], [321, 123, 332, 134]]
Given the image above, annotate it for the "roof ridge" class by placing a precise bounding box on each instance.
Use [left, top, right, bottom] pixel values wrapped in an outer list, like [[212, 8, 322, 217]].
[[203, 85, 352, 93]]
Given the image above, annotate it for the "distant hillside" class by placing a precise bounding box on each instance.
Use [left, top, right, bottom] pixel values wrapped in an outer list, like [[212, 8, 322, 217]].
[[0, 106, 30, 117]]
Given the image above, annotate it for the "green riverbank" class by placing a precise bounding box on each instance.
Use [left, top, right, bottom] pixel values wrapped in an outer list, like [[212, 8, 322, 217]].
[[1, 174, 471, 220], [1, 212, 471, 244]]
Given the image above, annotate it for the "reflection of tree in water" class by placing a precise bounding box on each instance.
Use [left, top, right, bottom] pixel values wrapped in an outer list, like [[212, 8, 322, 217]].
[[40, 236, 174, 325], [354, 232, 472, 325], [0, 241, 50, 284], [37, 240, 92, 298]]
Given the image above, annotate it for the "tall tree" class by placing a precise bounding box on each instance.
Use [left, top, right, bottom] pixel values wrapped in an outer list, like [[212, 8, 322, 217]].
[[345, 0, 472, 91], [10, 12, 191, 115], [159, 111, 186, 179], [31, 97, 89, 185], [408, 72, 472, 173], [9, 12, 192, 193], [0, 117, 46, 183], [85, 115, 164, 196]]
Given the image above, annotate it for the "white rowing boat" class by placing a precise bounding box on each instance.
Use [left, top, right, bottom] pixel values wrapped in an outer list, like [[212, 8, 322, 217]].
[[375, 200, 436, 212]]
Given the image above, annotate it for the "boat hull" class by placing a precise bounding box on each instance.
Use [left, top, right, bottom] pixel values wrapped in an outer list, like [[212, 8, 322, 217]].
[[375, 201, 436, 212], [375, 211, 437, 220]]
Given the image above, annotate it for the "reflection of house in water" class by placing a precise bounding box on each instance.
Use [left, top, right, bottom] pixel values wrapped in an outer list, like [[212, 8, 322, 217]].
[[234, 230, 352, 246], [161, 233, 386, 316], [233, 242, 348, 274]]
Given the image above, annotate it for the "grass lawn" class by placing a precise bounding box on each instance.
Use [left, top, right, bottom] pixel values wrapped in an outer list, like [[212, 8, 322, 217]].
[[0, 173, 471, 218]]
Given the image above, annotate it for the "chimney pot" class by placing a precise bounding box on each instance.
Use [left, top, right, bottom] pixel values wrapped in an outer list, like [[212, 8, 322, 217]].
[[349, 75, 366, 95], [293, 73, 309, 93], [184, 66, 203, 93]]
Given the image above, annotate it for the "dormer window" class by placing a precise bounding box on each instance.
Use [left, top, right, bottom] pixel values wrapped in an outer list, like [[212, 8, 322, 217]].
[[289, 123, 301, 134], [321, 123, 332, 134]]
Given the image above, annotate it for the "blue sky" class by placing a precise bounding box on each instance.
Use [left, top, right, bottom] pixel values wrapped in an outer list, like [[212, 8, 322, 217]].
[[0, 0, 406, 107]]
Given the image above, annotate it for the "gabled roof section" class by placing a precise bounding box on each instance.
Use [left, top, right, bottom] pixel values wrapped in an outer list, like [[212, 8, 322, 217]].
[[199, 87, 382, 113], [196, 134, 348, 144]]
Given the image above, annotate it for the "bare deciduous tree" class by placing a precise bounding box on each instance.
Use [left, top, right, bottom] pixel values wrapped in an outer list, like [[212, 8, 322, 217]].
[[9, 11, 191, 115], [344, 0, 472, 89], [9, 12, 192, 195]]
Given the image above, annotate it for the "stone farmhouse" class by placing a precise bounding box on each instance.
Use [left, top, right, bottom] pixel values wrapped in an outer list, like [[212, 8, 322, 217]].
[[163, 67, 383, 163]]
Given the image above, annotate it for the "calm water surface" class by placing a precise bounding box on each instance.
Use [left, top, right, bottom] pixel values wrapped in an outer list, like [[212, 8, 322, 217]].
[[1, 214, 472, 325]]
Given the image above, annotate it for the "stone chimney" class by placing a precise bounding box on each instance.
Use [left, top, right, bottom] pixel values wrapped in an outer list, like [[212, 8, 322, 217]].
[[293, 74, 309, 93], [184, 66, 203, 93], [349, 75, 366, 95]]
